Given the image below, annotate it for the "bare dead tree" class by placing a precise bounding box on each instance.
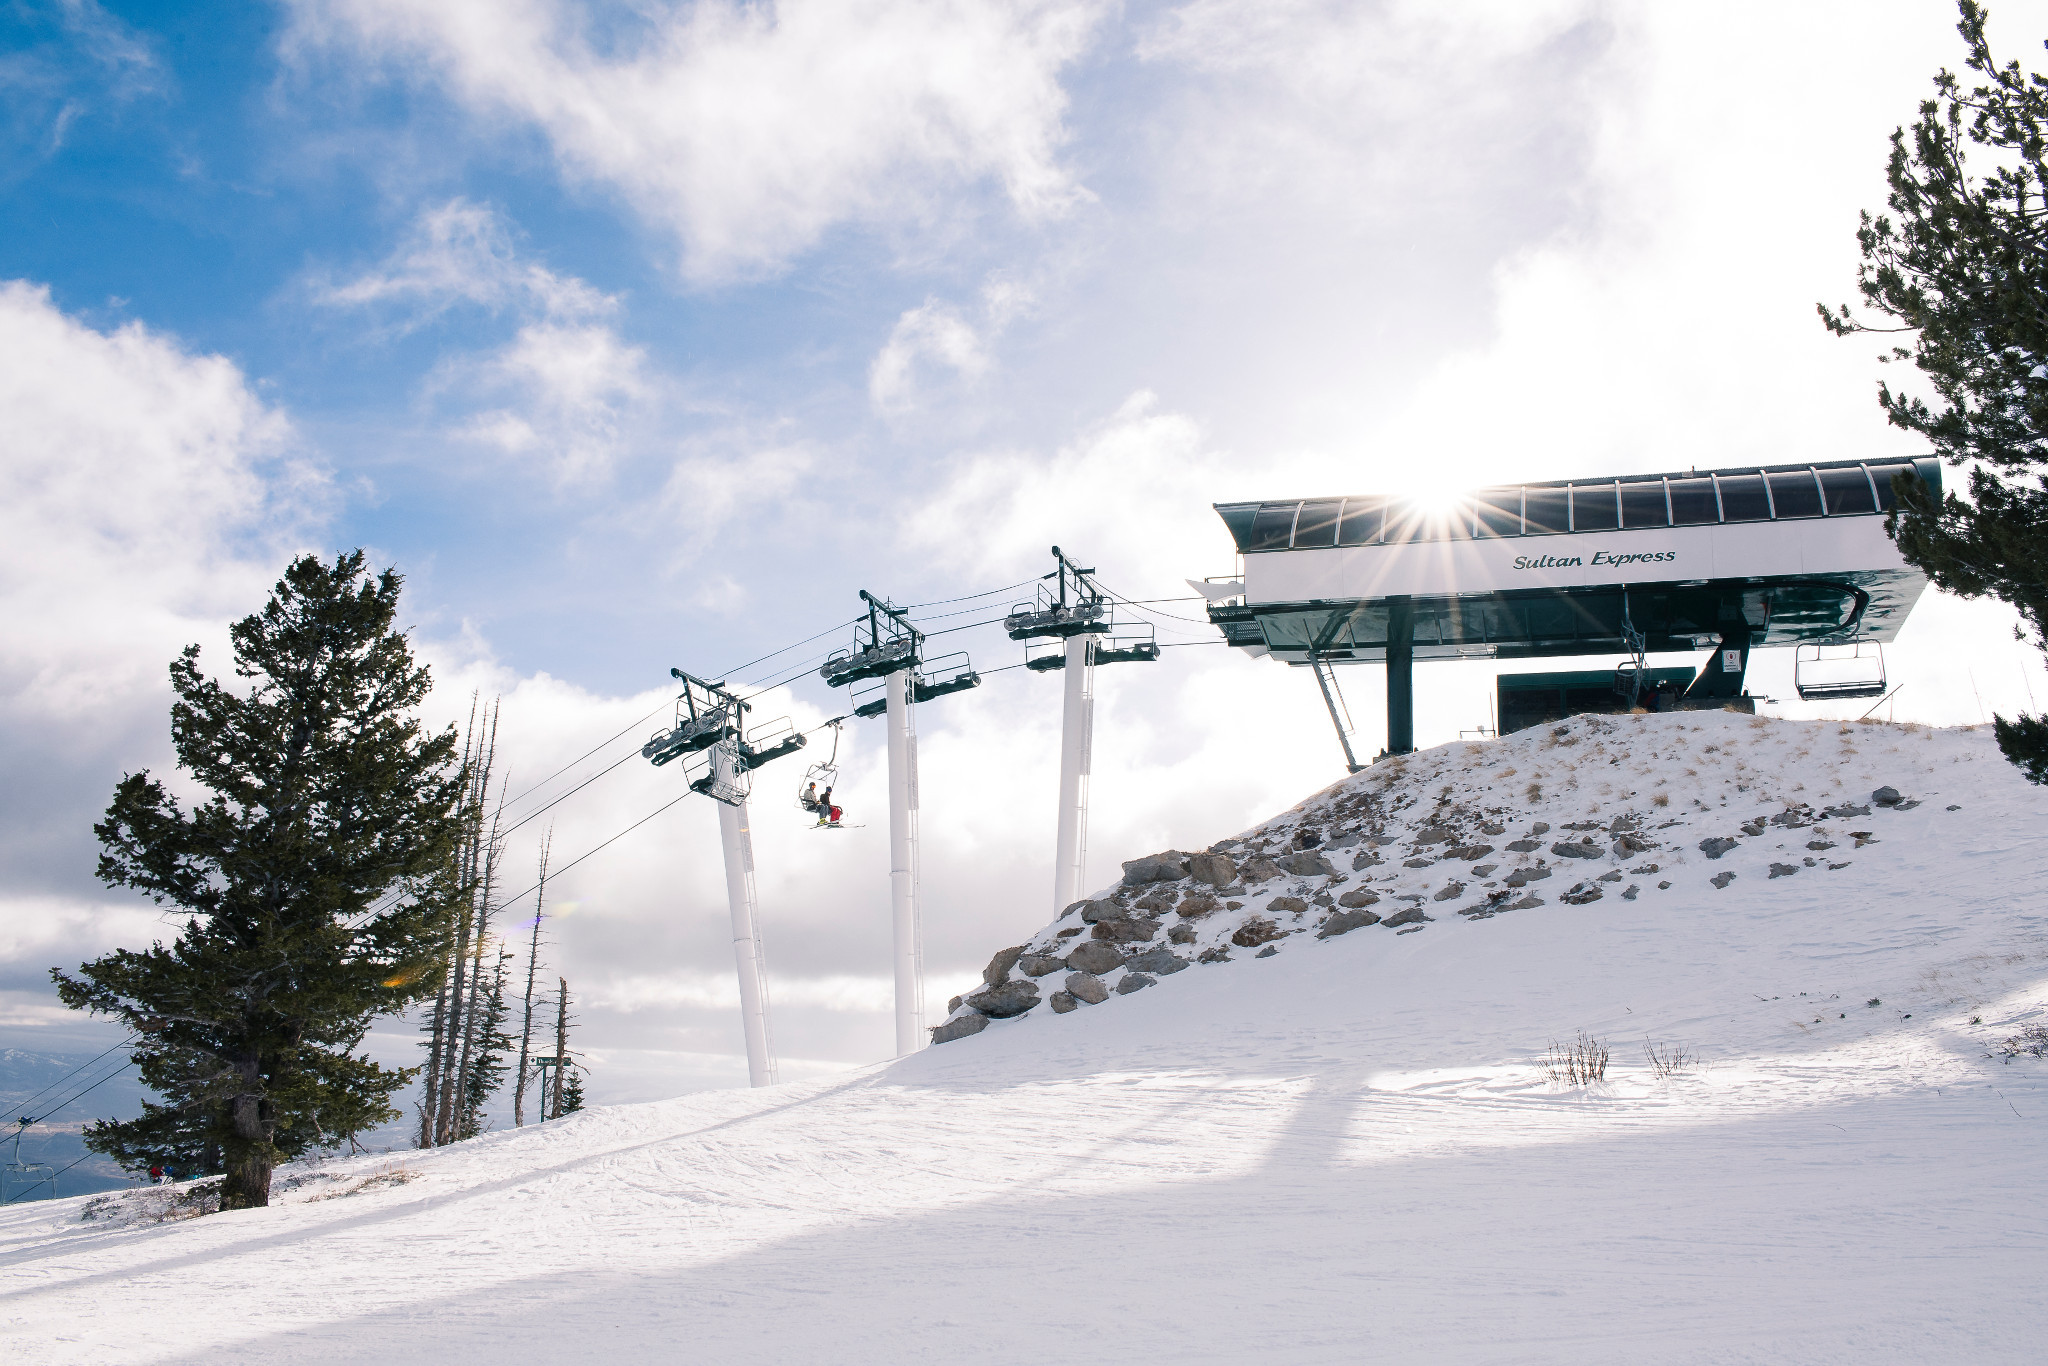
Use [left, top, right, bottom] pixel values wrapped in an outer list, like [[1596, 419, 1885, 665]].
[[512, 828, 552, 1128]]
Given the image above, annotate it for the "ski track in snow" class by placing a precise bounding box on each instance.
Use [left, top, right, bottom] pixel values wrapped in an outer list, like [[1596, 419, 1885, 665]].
[[4, 712, 2046, 1364]]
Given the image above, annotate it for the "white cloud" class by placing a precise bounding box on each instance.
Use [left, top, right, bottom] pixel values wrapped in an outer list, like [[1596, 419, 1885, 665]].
[[0, 281, 317, 1028], [287, 0, 1107, 281], [451, 320, 654, 484], [869, 300, 987, 413], [318, 198, 615, 323]]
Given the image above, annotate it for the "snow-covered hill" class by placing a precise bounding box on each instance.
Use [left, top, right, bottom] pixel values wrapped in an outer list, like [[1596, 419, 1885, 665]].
[[4, 712, 2045, 1365]]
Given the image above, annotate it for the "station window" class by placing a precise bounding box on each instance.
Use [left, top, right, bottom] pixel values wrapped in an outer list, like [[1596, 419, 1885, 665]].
[[1472, 490, 1522, 537], [1867, 463, 1914, 512], [1523, 486, 1571, 535], [1571, 481, 1620, 532], [1818, 465, 1876, 515], [1292, 499, 1343, 548], [1716, 472, 1771, 522], [1246, 502, 1300, 550], [1337, 497, 1384, 545], [1667, 477, 1719, 525], [1380, 499, 1431, 544], [1767, 468, 1824, 518], [1619, 480, 1669, 528]]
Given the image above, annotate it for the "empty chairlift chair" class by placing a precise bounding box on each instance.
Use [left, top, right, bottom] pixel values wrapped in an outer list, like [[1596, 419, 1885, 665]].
[[1793, 639, 1888, 701]]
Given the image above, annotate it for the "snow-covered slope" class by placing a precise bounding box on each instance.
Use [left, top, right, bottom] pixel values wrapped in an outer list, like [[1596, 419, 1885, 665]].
[[5, 712, 2045, 1365]]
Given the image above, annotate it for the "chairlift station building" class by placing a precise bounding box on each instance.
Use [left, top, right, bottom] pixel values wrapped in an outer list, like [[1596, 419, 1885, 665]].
[[1204, 457, 1940, 752]]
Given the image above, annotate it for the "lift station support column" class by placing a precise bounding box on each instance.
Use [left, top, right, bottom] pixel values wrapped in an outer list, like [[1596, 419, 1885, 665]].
[[1052, 632, 1095, 915], [712, 741, 776, 1087], [1386, 597, 1415, 756], [884, 667, 923, 1056]]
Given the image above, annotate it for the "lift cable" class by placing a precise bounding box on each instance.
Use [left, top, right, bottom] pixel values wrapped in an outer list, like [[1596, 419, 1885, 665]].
[[904, 578, 1039, 610], [20, 1060, 137, 1127], [1, 1150, 102, 1204], [9, 1035, 138, 1122]]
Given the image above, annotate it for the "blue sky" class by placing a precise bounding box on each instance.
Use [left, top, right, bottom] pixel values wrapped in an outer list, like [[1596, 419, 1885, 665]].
[[8, 0, 2048, 1103]]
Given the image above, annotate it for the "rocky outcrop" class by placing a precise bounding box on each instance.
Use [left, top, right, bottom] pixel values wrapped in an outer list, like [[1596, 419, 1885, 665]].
[[1121, 852, 1190, 885], [1127, 947, 1190, 976], [1064, 941, 1125, 975], [1064, 971, 1109, 1005], [1178, 891, 1220, 918], [1698, 837, 1739, 860], [1187, 852, 1238, 888], [1337, 888, 1379, 909], [1090, 915, 1161, 944], [1240, 856, 1285, 883], [1230, 917, 1285, 948], [1049, 991, 1079, 1014], [1018, 953, 1066, 978], [1115, 972, 1156, 994], [982, 946, 1024, 986], [1317, 908, 1381, 938], [1267, 895, 1309, 914], [966, 979, 1041, 1019], [1380, 906, 1431, 928], [1551, 838, 1602, 860], [931, 1011, 989, 1044], [1280, 851, 1337, 877]]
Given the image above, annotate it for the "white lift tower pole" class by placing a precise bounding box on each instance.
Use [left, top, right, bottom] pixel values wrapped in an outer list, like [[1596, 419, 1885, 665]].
[[712, 740, 777, 1086], [1005, 547, 1157, 917], [884, 668, 922, 1056], [1052, 632, 1094, 915]]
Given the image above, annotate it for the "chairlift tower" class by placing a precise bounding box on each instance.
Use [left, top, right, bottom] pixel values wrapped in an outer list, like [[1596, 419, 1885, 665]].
[[641, 669, 808, 1087], [1006, 547, 1160, 916], [821, 591, 981, 1056]]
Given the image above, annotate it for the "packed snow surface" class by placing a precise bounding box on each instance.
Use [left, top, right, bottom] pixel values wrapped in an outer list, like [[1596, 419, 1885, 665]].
[[5, 712, 2046, 1364]]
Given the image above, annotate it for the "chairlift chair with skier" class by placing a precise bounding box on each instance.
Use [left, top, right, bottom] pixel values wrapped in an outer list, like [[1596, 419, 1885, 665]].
[[798, 720, 847, 827]]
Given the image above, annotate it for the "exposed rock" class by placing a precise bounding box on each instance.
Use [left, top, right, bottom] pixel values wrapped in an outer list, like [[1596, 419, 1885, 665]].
[[1132, 890, 1177, 915], [1413, 825, 1457, 846], [1115, 972, 1157, 994], [1255, 946, 1280, 958], [1403, 857, 1434, 869], [1824, 802, 1872, 818], [1317, 908, 1382, 938], [1698, 837, 1740, 860], [1472, 863, 1498, 878], [1049, 991, 1079, 1014], [1121, 852, 1190, 885], [1241, 856, 1286, 882], [965, 979, 1041, 1019], [1479, 821, 1507, 836], [1505, 894, 1544, 910], [1187, 852, 1239, 888], [1551, 838, 1602, 860], [1657, 880, 1672, 890], [1612, 832, 1655, 857], [1197, 946, 1232, 964], [1231, 917, 1286, 948], [1894, 798, 1921, 811], [1609, 814, 1640, 832], [1628, 863, 1660, 875], [947, 995, 961, 1013], [1621, 883, 1640, 901], [1597, 870, 1622, 882], [1064, 940, 1125, 975], [1055, 926, 1083, 939], [1351, 851, 1384, 871], [1432, 881, 1465, 902], [1504, 866, 1553, 887], [1768, 862, 1799, 879], [1209, 837, 1242, 852], [1529, 822, 1551, 836], [930, 1011, 990, 1044], [1090, 916, 1161, 944], [1740, 819, 1766, 837], [1505, 839, 1542, 853], [982, 945, 1025, 986], [1561, 882, 1604, 905], [1850, 831, 1879, 848], [1128, 947, 1190, 976], [1078, 899, 1121, 922], [1337, 888, 1380, 909], [1168, 923, 1197, 944], [1060, 900, 1091, 919], [1294, 828, 1323, 848], [1446, 843, 1495, 861], [1268, 895, 1309, 914], [1711, 871, 1736, 890], [1872, 786, 1903, 807], [1380, 906, 1432, 928], [1064, 971, 1110, 1005], [1281, 851, 1338, 877], [1178, 891, 1220, 918]]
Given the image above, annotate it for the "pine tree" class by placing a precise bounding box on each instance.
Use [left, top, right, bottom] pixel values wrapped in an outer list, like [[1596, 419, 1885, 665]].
[[1822, 0, 2048, 779], [456, 950, 515, 1139], [53, 552, 463, 1209], [559, 1068, 585, 1116]]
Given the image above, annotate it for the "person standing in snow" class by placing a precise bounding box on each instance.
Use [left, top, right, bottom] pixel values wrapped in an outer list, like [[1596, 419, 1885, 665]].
[[148, 1165, 162, 1184]]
